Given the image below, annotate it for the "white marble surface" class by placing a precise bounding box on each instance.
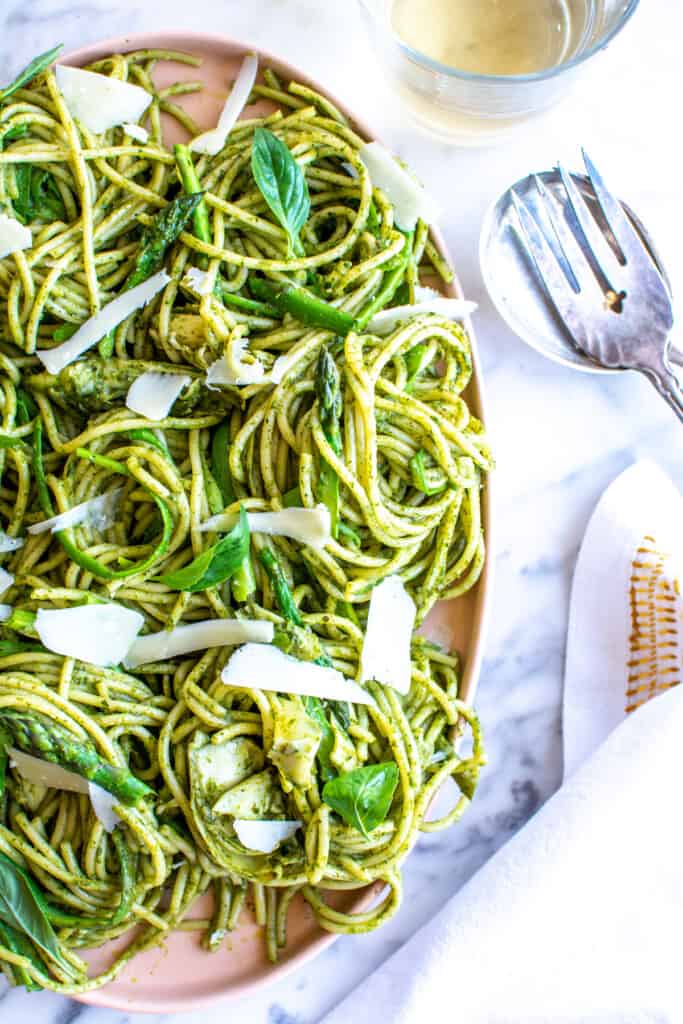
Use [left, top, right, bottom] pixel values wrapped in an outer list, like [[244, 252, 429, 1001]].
[[0, 1, 680, 1021]]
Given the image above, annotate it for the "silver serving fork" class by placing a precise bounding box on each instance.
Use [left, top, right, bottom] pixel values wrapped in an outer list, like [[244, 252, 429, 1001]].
[[511, 151, 682, 422]]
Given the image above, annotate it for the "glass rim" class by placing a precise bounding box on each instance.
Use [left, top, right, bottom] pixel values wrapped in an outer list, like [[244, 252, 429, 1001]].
[[357, 0, 640, 84]]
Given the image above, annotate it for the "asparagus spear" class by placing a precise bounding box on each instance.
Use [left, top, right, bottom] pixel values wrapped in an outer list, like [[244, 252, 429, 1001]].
[[174, 144, 211, 243], [250, 278, 355, 335], [127, 192, 203, 289], [259, 547, 303, 626], [315, 346, 343, 539], [259, 548, 337, 780], [28, 357, 214, 416], [0, 709, 152, 806]]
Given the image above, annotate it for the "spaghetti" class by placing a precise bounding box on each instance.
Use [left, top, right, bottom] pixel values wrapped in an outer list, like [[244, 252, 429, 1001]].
[[0, 47, 490, 992]]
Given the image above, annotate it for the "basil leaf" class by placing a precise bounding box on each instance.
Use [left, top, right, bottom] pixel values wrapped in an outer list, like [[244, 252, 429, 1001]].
[[0, 45, 63, 102], [251, 127, 310, 257], [0, 851, 70, 971], [12, 165, 65, 225], [322, 762, 399, 837], [159, 505, 250, 592]]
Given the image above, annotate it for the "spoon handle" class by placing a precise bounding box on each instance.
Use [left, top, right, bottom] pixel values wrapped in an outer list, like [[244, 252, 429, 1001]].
[[646, 355, 683, 423]]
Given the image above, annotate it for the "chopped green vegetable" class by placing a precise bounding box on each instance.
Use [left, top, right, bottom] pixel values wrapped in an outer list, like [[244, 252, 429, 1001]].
[[127, 428, 170, 456], [39, 446, 175, 582], [405, 343, 433, 390], [410, 449, 447, 495], [315, 345, 343, 539], [127, 193, 203, 289], [302, 696, 335, 783], [0, 45, 62, 102], [14, 387, 37, 426], [0, 710, 153, 805], [111, 829, 137, 926], [259, 547, 302, 625], [0, 919, 45, 990], [220, 287, 279, 319], [251, 127, 310, 257], [322, 762, 399, 837], [28, 357, 212, 417], [282, 485, 302, 508], [210, 421, 235, 505], [355, 232, 413, 331], [173, 145, 211, 243], [250, 278, 355, 335], [159, 505, 250, 592]]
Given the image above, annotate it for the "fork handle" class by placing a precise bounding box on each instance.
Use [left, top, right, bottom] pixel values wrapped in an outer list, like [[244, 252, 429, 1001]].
[[646, 355, 683, 424]]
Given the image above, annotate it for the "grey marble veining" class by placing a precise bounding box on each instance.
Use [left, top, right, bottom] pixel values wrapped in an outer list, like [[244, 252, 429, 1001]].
[[0, 1, 680, 1021]]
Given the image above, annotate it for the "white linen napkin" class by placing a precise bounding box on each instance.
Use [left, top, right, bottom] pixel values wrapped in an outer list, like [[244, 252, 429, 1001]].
[[321, 461, 683, 1024]]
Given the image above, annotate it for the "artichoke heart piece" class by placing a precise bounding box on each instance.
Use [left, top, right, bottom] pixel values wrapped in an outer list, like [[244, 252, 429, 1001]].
[[192, 736, 265, 804], [212, 769, 285, 818], [268, 700, 322, 793]]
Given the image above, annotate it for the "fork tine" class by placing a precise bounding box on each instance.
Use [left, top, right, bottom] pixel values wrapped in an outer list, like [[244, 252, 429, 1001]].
[[581, 149, 663, 276], [556, 163, 622, 289], [510, 189, 589, 346], [532, 175, 582, 294]]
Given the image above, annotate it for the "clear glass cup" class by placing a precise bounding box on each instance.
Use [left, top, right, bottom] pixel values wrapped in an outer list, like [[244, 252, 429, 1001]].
[[357, 0, 640, 146]]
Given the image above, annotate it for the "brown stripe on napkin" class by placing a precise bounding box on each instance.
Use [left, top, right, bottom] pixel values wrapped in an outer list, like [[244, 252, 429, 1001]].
[[626, 536, 682, 713]]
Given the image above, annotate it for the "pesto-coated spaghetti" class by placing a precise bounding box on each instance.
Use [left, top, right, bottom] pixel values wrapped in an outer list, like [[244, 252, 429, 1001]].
[[0, 45, 491, 993]]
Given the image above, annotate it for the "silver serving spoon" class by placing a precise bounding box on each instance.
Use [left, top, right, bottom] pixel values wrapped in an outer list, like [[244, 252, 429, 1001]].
[[480, 154, 682, 418]]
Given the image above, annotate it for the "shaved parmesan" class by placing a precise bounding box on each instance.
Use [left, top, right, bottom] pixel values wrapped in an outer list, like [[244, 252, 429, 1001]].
[[87, 783, 121, 832], [123, 618, 274, 669], [125, 371, 191, 421], [233, 819, 301, 854], [206, 336, 266, 387], [10, 748, 88, 793], [201, 505, 331, 550], [0, 605, 11, 621], [37, 270, 170, 375], [0, 530, 24, 553], [367, 297, 476, 336], [222, 643, 374, 705], [360, 141, 439, 231], [28, 487, 121, 536], [361, 575, 415, 695], [0, 213, 32, 259], [122, 121, 149, 143], [55, 65, 152, 134], [0, 568, 14, 597], [269, 349, 299, 385], [9, 748, 121, 831], [182, 267, 213, 296], [190, 54, 258, 156], [414, 285, 443, 302], [35, 603, 143, 667]]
